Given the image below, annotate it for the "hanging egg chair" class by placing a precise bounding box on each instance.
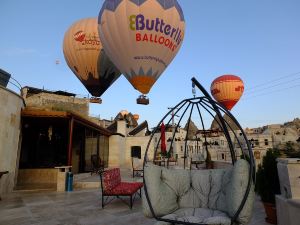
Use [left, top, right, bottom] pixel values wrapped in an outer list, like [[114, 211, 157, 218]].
[[142, 77, 256, 225]]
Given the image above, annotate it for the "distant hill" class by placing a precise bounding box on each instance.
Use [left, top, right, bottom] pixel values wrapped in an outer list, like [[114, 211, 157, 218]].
[[284, 118, 300, 134]]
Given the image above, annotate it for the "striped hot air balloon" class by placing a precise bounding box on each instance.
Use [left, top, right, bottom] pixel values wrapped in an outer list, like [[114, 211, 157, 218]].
[[210, 75, 244, 110], [63, 18, 121, 97], [98, 0, 185, 96]]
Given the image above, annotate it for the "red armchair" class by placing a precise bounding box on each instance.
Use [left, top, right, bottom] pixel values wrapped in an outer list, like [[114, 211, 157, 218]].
[[100, 168, 143, 209]]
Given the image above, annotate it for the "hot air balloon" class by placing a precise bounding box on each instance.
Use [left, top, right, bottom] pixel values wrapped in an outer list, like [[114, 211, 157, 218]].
[[63, 18, 121, 98], [98, 0, 185, 104], [120, 110, 129, 117], [133, 114, 139, 121], [210, 75, 244, 110]]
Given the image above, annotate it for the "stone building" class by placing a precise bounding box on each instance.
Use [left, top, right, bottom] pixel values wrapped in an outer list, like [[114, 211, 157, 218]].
[[0, 85, 24, 197], [106, 112, 152, 169], [17, 87, 112, 190], [245, 132, 273, 167], [262, 124, 299, 146], [21, 86, 89, 116]]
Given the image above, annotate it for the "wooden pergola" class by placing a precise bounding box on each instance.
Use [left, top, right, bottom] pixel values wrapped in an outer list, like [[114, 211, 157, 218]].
[[21, 109, 112, 167]]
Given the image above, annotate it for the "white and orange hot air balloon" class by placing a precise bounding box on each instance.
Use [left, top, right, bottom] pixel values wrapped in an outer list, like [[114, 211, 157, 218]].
[[133, 114, 140, 121], [98, 0, 185, 98], [63, 18, 121, 97], [120, 110, 129, 116], [210, 75, 244, 110]]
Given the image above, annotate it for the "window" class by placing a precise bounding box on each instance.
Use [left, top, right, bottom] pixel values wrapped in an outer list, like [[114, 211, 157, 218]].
[[131, 146, 141, 159], [221, 153, 225, 160], [264, 139, 269, 146]]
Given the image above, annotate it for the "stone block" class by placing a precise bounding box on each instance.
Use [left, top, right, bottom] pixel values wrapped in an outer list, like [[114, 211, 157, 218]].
[[277, 158, 300, 199], [276, 195, 290, 225], [288, 198, 300, 225]]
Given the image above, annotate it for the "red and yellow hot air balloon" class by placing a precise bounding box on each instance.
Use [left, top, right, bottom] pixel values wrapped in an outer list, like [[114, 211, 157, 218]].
[[63, 18, 121, 97], [98, 0, 185, 103], [210, 75, 244, 110]]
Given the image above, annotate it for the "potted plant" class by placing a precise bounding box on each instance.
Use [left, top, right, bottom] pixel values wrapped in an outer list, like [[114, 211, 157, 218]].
[[255, 148, 281, 224]]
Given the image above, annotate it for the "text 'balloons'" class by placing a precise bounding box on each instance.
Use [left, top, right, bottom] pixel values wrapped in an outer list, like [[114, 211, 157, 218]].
[[98, 0, 185, 95]]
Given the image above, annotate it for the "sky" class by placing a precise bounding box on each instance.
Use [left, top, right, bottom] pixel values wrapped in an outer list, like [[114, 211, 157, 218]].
[[1, 0, 300, 129]]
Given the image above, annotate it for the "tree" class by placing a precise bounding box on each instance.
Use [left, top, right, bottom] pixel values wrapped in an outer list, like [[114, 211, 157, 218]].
[[255, 148, 281, 203]]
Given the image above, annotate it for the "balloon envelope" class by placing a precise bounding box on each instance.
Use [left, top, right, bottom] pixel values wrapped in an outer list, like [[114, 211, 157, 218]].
[[210, 75, 244, 110], [98, 0, 185, 94], [63, 18, 121, 97]]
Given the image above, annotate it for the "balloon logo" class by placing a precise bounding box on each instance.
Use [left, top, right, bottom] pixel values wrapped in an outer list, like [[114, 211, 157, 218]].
[[98, 0, 185, 95], [210, 75, 244, 110], [74, 31, 86, 42], [63, 18, 121, 97]]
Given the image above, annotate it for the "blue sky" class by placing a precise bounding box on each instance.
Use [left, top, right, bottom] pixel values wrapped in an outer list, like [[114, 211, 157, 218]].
[[1, 0, 300, 128]]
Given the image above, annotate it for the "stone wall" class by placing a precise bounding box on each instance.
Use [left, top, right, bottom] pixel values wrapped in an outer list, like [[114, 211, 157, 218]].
[[17, 169, 57, 186], [125, 136, 153, 168], [108, 135, 125, 167], [108, 134, 153, 169], [0, 86, 24, 195], [24, 92, 89, 116]]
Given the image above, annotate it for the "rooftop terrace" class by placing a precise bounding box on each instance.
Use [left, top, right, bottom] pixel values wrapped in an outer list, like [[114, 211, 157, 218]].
[[0, 169, 270, 225]]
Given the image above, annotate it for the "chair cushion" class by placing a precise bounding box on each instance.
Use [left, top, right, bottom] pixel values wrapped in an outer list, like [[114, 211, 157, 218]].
[[179, 169, 232, 211], [103, 168, 121, 192], [225, 159, 255, 224], [105, 182, 143, 195], [154, 208, 231, 225], [143, 164, 180, 217], [143, 160, 254, 225]]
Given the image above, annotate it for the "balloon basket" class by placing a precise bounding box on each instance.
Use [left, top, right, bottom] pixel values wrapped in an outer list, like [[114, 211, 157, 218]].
[[89, 97, 102, 104], [137, 95, 149, 105]]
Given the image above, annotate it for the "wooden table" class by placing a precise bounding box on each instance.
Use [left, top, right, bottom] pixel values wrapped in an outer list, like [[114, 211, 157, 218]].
[[0, 171, 8, 200]]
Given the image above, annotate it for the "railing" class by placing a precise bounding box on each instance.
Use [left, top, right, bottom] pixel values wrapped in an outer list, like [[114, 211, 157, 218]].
[[6, 76, 22, 94], [0, 69, 22, 94]]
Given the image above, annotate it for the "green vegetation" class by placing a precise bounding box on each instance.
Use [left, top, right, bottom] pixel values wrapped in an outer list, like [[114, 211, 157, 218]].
[[284, 141, 300, 157], [255, 148, 281, 203]]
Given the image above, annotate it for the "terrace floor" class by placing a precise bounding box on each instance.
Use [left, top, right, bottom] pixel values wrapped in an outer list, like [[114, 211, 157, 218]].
[[0, 169, 270, 225]]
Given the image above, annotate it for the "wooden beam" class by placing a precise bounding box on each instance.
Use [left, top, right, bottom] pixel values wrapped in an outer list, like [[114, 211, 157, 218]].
[[67, 117, 74, 166]]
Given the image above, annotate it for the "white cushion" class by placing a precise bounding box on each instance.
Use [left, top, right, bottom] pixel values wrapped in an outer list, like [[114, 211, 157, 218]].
[[155, 207, 231, 225], [143, 159, 255, 225]]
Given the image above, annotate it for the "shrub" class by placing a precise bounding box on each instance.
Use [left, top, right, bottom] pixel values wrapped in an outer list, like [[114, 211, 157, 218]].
[[255, 148, 281, 203]]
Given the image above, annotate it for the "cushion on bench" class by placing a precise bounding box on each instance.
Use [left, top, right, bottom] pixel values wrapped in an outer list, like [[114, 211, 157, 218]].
[[103, 168, 143, 195], [105, 181, 143, 195], [143, 159, 254, 225], [103, 168, 121, 192], [155, 208, 231, 225]]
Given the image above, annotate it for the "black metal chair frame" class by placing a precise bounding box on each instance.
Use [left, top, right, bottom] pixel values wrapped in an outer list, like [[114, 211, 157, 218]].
[[91, 154, 104, 175], [143, 77, 256, 225], [99, 170, 142, 209]]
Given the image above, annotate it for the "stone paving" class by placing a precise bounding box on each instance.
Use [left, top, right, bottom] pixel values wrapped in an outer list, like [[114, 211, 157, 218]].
[[0, 169, 270, 225], [0, 189, 270, 225]]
